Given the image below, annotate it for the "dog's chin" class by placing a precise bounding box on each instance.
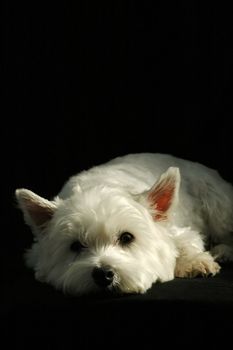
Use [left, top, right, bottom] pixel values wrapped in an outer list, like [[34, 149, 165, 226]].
[[61, 279, 147, 296], [88, 283, 142, 297], [96, 278, 150, 296]]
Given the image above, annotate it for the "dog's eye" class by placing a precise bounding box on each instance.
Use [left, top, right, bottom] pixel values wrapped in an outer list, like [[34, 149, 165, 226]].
[[70, 240, 86, 253], [119, 232, 134, 245]]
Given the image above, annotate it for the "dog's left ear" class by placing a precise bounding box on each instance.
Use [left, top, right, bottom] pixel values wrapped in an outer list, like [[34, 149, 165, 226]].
[[15, 189, 58, 234], [142, 167, 180, 220]]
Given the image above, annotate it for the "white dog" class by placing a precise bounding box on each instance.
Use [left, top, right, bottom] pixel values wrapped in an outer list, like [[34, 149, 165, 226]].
[[16, 153, 233, 295]]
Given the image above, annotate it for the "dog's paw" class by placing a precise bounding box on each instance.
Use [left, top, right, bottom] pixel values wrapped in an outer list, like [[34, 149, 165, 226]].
[[175, 252, 221, 278]]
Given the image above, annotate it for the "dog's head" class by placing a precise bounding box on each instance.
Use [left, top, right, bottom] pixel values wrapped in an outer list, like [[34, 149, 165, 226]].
[[16, 167, 180, 295]]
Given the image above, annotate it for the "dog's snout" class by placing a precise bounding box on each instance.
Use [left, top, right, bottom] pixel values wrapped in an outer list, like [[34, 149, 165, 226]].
[[92, 267, 114, 287]]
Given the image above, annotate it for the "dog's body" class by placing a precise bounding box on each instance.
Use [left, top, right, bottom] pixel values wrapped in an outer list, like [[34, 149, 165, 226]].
[[16, 153, 233, 294]]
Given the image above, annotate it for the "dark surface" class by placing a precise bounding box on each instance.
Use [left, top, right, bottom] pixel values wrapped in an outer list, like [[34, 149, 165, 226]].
[[4, 260, 233, 347], [3, 2, 233, 348]]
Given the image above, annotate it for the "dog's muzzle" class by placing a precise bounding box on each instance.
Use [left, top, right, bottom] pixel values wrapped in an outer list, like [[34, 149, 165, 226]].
[[92, 267, 114, 288]]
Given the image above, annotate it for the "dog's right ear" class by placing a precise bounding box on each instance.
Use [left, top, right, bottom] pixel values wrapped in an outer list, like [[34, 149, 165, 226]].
[[138, 167, 180, 221], [15, 189, 58, 234]]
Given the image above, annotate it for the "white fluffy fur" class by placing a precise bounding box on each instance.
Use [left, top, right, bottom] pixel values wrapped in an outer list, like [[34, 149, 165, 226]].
[[16, 153, 233, 295]]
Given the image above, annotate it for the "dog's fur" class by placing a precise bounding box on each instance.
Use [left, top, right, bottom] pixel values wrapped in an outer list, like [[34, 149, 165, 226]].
[[16, 153, 233, 295]]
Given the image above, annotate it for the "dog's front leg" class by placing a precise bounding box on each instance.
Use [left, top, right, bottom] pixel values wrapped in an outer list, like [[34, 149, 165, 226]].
[[172, 227, 221, 278]]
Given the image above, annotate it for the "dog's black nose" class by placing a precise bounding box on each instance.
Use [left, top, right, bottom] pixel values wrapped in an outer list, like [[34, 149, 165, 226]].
[[92, 267, 114, 287]]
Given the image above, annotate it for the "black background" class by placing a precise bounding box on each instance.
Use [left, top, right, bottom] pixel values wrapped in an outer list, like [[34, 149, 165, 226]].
[[3, 2, 233, 250], [3, 2, 233, 347]]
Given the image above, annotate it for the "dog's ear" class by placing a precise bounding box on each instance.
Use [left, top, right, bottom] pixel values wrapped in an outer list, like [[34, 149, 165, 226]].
[[15, 189, 57, 234], [145, 167, 180, 220]]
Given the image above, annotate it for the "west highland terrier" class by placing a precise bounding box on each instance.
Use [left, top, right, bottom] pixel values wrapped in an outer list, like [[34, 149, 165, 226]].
[[16, 153, 233, 295]]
